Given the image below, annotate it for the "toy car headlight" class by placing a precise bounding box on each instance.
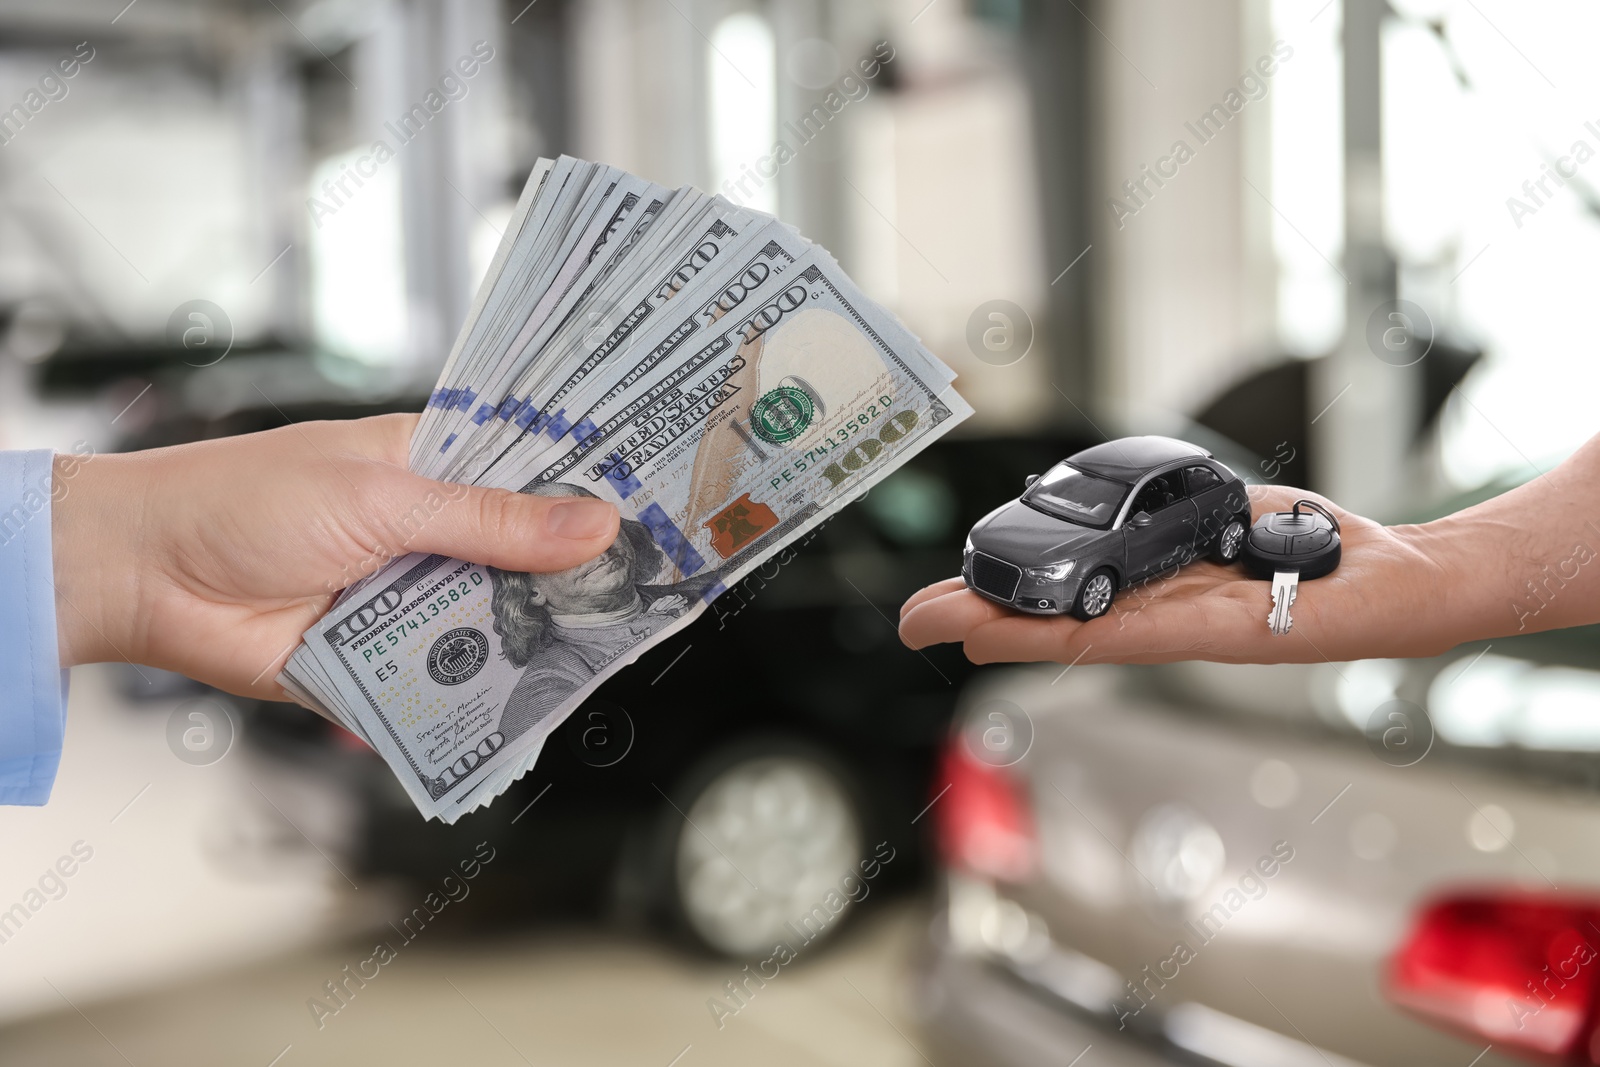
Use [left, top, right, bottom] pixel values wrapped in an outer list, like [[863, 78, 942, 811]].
[[1026, 561, 1075, 581], [964, 535, 974, 555]]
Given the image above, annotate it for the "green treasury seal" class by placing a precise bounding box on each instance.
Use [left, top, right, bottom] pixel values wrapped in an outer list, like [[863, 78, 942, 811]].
[[750, 385, 814, 444]]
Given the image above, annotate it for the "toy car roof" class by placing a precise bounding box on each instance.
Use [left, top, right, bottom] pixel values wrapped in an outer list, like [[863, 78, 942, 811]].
[[1065, 435, 1212, 483]]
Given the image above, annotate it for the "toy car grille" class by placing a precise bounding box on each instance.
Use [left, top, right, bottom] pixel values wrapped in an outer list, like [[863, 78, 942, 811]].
[[971, 553, 1022, 601]]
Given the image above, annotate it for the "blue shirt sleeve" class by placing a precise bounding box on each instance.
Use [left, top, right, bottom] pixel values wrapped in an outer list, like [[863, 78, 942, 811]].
[[0, 450, 68, 805]]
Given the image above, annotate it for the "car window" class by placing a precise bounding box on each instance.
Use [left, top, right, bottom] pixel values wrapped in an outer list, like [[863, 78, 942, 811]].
[[1185, 465, 1222, 492], [1022, 463, 1128, 528], [1130, 471, 1183, 515]]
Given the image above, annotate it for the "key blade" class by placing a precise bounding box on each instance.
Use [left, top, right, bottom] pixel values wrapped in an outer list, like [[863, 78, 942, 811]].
[[1268, 591, 1291, 636], [1269, 571, 1298, 636]]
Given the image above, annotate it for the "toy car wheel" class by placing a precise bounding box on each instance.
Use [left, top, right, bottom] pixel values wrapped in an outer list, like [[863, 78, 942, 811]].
[[1073, 569, 1116, 620], [1213, 516, 1247, 563]]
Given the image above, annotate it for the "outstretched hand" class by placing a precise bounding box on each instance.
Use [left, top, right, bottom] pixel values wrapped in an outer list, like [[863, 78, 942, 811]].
[[899, 484, 1463, 667], [52, 414, 621, 702]]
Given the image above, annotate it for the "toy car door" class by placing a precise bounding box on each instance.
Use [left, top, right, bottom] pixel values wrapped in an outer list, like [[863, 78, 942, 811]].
[[1182, 462, 1231, 534], [1121, 469, 1198, 580]]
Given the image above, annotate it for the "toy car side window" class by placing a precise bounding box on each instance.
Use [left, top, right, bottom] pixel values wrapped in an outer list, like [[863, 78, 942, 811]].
[[1131, 471, 1182, 514], [1184, 465, 1222, 492]]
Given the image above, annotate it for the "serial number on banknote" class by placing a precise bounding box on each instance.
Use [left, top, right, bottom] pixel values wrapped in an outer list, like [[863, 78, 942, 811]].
[[363, 577, 487, 675], [770, 397, 918, 493]]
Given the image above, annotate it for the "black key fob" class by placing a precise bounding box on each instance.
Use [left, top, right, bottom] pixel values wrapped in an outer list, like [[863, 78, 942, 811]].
[[1241, 501, 1341, 581]]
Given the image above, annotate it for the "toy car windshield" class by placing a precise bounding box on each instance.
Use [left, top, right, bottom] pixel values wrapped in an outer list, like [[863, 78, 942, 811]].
[[1021, 463, 1128, 529]]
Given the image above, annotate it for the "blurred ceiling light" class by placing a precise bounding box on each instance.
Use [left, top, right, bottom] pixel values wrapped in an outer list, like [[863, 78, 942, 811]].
[[1130, 804, 1225, 905], [708, 11, 778, 215], [1427, 654, 1600, 753], [1270, 0, 1345, 358], [1466, 802, 1513, 852], [307, 147, 408, 367], [1516, 666, 1600, 751], [1425, 653, 1525, 747], [1249, 759, 1300, 809], [298, 0, 378, 48], [1382, 18, 1467, 264], [1333, 658, 1405, 731]]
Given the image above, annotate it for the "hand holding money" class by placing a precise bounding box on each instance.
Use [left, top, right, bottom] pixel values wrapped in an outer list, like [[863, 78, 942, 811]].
[[48, 413, 622, 698]]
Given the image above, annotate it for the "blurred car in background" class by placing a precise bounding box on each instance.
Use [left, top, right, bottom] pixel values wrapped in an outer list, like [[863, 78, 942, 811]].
[[918, 501, 1600, 1066]]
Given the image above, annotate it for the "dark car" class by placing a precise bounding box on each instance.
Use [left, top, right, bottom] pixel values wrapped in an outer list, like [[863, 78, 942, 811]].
[[963, 435, 1250, 620], [97, 363, 1105, 955]]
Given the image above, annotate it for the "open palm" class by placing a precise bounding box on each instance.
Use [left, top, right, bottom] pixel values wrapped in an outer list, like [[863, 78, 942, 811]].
[[899, 484, 1457, 666]]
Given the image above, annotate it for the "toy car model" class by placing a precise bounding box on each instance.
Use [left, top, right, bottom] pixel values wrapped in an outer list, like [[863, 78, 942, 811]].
[[962, 435, 1250, 620]]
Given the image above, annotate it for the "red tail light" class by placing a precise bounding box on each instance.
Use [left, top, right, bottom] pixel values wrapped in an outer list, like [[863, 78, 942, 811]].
[[1388, 892, 1600, 1063], [931, 738, 1036, 882]]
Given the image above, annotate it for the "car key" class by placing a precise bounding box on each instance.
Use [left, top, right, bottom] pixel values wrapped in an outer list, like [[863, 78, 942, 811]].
[[1239, 500, 1341, 636]]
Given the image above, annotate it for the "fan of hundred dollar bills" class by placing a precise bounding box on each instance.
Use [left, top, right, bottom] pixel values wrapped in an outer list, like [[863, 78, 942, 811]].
[[280, 156, 972, 821]]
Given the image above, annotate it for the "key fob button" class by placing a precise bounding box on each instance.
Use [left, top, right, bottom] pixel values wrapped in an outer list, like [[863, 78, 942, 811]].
[[1249, 532, 1293, 556], [1292, 528, 1333, 553]]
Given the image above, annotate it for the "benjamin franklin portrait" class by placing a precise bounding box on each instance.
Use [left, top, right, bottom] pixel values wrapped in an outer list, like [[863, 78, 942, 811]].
[[487, 483, 720, 741]]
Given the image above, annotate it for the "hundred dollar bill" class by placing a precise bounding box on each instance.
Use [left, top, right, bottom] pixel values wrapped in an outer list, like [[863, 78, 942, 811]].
[[295, 260, 970, 820]]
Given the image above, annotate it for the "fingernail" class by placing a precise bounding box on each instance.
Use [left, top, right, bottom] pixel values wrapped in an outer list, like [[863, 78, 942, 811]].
[[547, 498, 617, 540]]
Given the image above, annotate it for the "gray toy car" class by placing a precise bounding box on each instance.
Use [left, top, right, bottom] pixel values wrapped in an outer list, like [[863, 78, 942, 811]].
[[962, 435, 1250, 620]]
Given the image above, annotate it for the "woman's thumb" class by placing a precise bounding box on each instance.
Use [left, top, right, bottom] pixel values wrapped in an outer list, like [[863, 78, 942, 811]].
[[379, 474, 621, 574]]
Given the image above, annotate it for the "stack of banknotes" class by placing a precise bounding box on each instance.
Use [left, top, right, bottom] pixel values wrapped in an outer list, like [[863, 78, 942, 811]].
[[280, 156, 972, 821]]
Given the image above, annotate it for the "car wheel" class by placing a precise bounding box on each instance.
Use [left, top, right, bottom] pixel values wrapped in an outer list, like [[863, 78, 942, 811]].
[[1072, 568, 1116, 620], [1213, 515, 1247, 563], [662, 741, 866, 957]]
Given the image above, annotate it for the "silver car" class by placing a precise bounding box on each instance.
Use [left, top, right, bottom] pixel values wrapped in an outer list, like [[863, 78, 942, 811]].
[[917, 623, 1600, 1067]]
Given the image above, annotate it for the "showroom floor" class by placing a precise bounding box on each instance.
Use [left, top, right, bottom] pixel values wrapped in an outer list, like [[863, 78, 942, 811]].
[[0, 666, 936, 1067], [0, 902, 932, 1067]]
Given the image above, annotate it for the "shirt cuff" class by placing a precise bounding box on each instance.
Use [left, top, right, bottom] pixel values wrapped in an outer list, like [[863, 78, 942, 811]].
[[0, 450, 66, 805]]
